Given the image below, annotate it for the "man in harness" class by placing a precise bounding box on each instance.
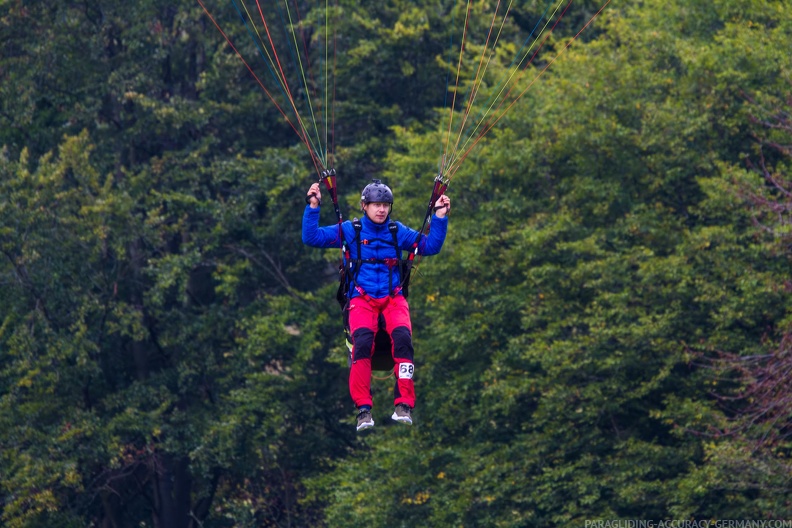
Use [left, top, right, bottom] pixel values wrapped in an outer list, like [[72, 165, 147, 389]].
[[302, 179, 450, 431]]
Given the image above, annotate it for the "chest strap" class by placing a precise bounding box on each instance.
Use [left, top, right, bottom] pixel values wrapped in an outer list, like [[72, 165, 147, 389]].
[[350, 219, 404, 298]]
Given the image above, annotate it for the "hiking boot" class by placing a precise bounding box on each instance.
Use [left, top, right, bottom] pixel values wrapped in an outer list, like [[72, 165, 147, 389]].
[[391, 403, 413, 425], [356, 408, 374, 431]]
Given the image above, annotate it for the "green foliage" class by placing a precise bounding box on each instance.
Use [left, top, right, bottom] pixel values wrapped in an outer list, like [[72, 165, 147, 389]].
[[2, 0, 792, 525], [306, 0, 792, 524]]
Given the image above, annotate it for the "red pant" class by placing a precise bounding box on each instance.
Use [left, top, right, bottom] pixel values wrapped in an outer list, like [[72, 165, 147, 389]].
[[348, 295, 415, 409]]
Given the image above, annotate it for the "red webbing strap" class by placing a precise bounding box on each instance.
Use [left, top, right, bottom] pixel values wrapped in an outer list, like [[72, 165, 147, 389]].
[[399, 175, 449, 296], [320, 168, 346, 256], [319, 168, 353, 309]]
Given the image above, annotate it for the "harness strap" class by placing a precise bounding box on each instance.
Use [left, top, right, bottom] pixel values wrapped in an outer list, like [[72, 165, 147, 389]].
[[350, 218, 363, 300], [397, 174, 449, 297], [350, 219, 405, 299], [388, 221, 400, 297]]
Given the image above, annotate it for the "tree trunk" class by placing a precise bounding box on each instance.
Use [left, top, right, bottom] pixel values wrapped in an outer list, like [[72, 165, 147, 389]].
[[152, 453, 192, 528]]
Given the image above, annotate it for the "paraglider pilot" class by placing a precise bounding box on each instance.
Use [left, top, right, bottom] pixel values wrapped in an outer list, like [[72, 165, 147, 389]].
[[302, 179, 450, 431]]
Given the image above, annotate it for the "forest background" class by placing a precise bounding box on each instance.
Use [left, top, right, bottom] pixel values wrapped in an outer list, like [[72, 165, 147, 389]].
[[1, 0, 791, 526]]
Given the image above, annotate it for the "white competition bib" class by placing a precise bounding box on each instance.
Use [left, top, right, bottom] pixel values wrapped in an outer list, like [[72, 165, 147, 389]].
[[398, 363, 414, 379]]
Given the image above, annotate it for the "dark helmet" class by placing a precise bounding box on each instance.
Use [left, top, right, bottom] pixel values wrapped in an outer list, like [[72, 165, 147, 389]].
[[360, 179, 394, 204]]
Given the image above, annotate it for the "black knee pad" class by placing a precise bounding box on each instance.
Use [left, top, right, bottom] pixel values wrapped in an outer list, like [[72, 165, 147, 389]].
[[391, 326, 414, 361], [352, 328, 375, 361]]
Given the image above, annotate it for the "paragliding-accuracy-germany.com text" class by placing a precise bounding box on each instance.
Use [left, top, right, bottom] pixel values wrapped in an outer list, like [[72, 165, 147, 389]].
[[584, 520, 792, 528]]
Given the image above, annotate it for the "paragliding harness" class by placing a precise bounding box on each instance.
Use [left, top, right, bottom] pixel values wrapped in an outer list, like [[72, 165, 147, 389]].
[[320, 170, 448, 372], [336, 218, 412, 371], [337, 219, 410, 301]]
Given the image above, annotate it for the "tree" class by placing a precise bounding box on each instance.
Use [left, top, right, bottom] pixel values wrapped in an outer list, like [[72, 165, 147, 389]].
[[690, 88, 792, 512], [0, 0, 348, 525], [305, 0, 792, 523]]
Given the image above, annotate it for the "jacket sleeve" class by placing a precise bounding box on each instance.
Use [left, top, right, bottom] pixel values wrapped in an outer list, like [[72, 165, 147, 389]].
[[398, 215, 448, 256], [302, 205, 344, 248]]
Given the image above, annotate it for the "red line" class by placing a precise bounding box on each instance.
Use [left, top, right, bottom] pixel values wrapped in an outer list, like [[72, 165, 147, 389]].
[[197, 0, 322, 175], [445, 0, 575, 178], [291, 0, 321, 104], [444, 0, 473, 171], [470, 0, 575, 143], [287, 0, 328, 165], [254, 0, 297, 105], [448, 0, 507, 165], [252, 0, 324, 172], [331, 0, 338, 164], [253, 0, 318, 158], [197, 1, 301, 139], [502, 0, 574, 102], [447, 0, 612, 180]]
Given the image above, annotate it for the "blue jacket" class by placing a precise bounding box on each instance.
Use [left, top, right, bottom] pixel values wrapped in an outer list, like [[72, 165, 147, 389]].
[[302, 205, 448, 299]]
